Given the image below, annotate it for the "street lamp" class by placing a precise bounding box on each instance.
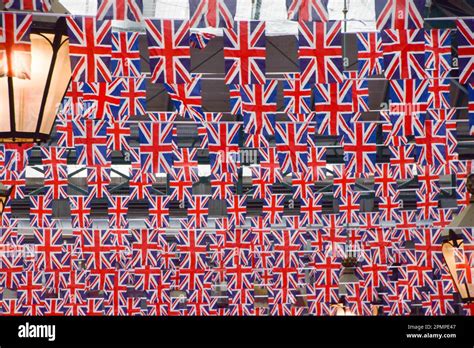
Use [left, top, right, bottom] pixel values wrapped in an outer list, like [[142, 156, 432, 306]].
[[0, 18, 71, 143], [0, 184, 12, 213], [441, 174, 474, 303]]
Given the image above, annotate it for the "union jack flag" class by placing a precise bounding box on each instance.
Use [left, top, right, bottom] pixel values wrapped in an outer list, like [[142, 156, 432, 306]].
[[87, 165, 111, 199], [41, 147, 68, 200], [111, 31, 141, 78], [32, 228, 63, 270], [226, 195, 247, 227], [300, 194, 323, 225], [414, 119, 447, 168], [275, 122, 308, 175], [292, 171, 315, 200], [108, 196, 129, 229], [382, 29, 426, 80], [427, 279, 456, 315], [73, 119, 109, 166], [374, 163, 398, 198], [389, 78, 428, 115], [165, 75, 204, 122], [356, 32, 384, 77], [69, 196, 93, 229], [3, 0, 51, 11], [189, 0, 236, 28], [427, 77, 451, 109], [262, 194, 286, 226], [286, 0, 329, 21], [311, 253, 341, 303], [107, 120, 131, 153], [82, 79, 124, 120], [185, 196, 209, 228], [343, 71, 369, 112], [172, 148, 199, 183], [375, 0, 424, 31], [306, 146, 327, 181], [343, 122, 378, 174], [283, 73, 312, 114], [145, 19, 191, 84], [457, 19, 474, 84], [146, 196, 170, 229], [77, 230, 115, 269], [314, 82, 353, 137], [229, 84, 242, 115], [138, 122, 175, 174], [298, 21, 343, 85], [424, 29, 452, 75], [240, 81, 277, 137], [0, 13, 32, 79], [97, 0, 143, 21], [206, 122, 240, 178], [66, 17, 112, 83], [119, 77, 146, 118], [223, 21, 266, 85], [190, 32, 216, 49]]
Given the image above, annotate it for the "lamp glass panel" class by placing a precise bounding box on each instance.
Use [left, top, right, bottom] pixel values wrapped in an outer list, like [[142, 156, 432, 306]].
[[40, 35, 71, 134], [0, 78, 11, 132], [13, 33, 53, 134], [442, 240, 469, 299]]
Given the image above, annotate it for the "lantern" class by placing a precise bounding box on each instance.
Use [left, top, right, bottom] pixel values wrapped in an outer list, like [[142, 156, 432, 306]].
[[0, 18, 71, 143]]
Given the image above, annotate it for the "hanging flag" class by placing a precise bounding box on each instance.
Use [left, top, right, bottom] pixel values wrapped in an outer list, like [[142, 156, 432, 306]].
[[0, 13, 32, 79], [165, 75, 204, 122], [206, 122, 241, 178], [298, 21, 343, 85], [145, 19, 191, 84], [314, 82, 353, 137], [424, 29, 452, 76], [427, 76, 451, 109], [343, 71, 369, 112], [283, 73, 313, 114], [106, 120, 130, 157], [356, 32, 384, 77], [119, 77, 147, 118], [97, 0, 143, 22], [456, 19, 474, 84], [389, 79, 428, 115], [41, 147, 69, 200], [240, 81, 277, 137], [414, 119, 447, 168], [375, 0, 424, 31], [138, 122, 175, 174], [275, 122, 308, 175], [87, 165, 111, 199], [343, 122, 378, 174], [73, 119, 110, 166], [111, 31, 142, 78], [67, 17, 112, 83], [190, 32, 216, 49], [382, 29, 426, 80], [82, 79, 124, 120], [3, 0, 51, 11], [223, 20, 266, 85], [189, 0, 236, 28], [286, 0, 329, 21]]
